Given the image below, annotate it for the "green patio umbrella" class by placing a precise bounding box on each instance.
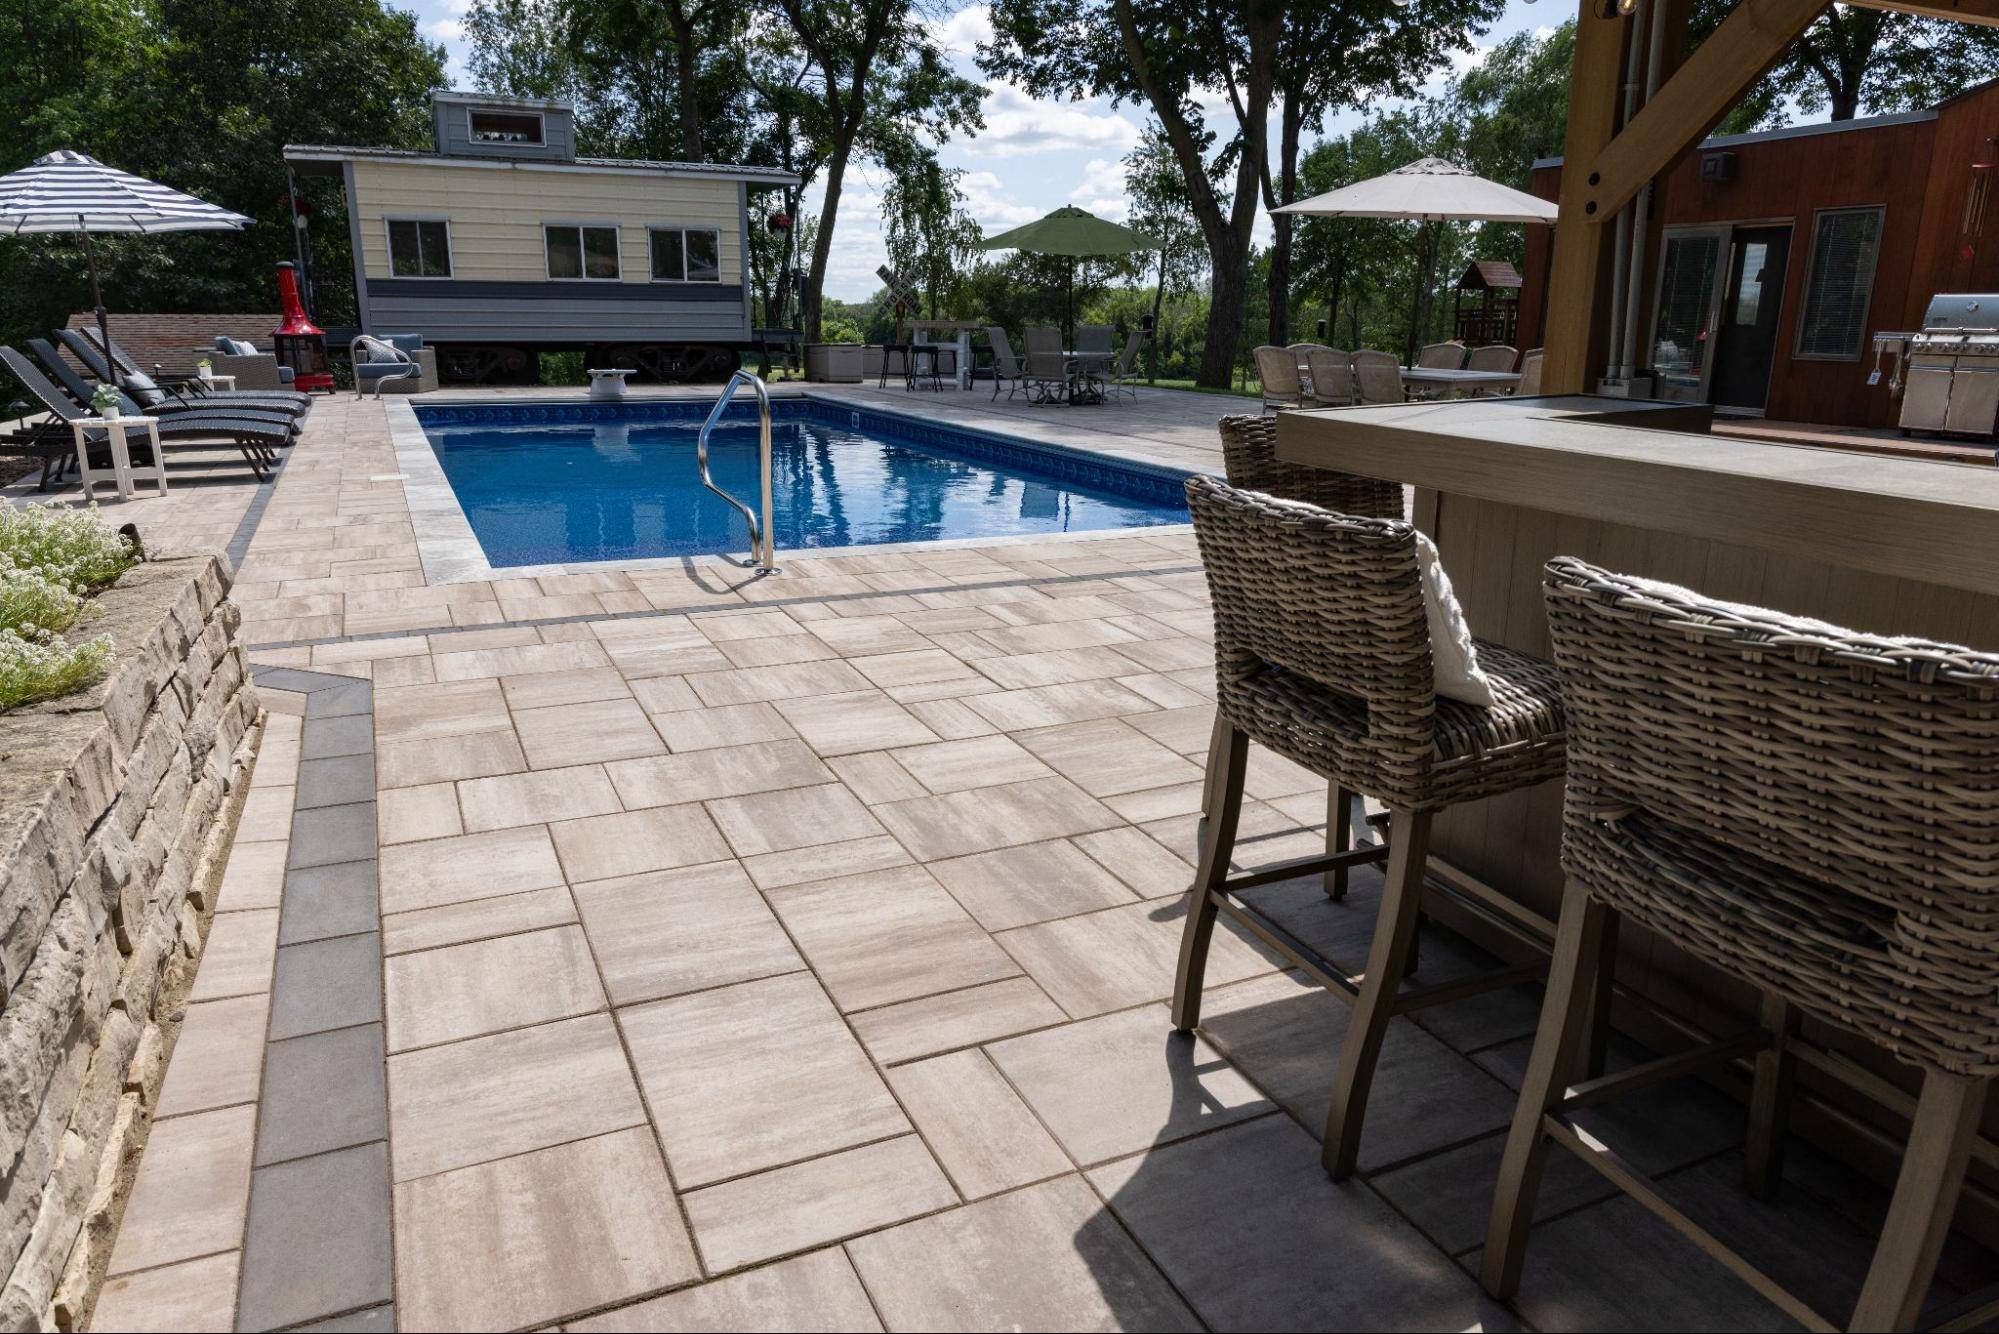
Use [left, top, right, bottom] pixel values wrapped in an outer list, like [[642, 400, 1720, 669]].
[[979, 206, 1160, 344]]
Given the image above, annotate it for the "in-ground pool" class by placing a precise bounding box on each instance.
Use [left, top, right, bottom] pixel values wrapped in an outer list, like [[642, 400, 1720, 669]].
[[410, 397, 1190, 568]]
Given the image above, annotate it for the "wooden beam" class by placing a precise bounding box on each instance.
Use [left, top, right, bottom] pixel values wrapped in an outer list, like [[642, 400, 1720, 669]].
[[1581, 0, 1831, 225], [1847, 0, 1999, 26], [1541, 4, 1632, 394]]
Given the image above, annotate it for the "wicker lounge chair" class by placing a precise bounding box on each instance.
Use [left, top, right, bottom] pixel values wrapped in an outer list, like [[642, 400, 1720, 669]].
[[1254, 345, 1304, 413], [1352, 349, 1405, 405], [1176, 476, 1567, 1177], [2, 347, 275, 480], [1305, 349, 1354, 407], [69, 327, 311, 416], [1484, 558, 1999, 1331], [32, 340, 298, 436]]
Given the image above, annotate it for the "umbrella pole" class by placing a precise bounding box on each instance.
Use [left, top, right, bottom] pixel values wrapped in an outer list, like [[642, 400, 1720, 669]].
[[81, 221, 112, 376], [1066, 257, 1074, 347]]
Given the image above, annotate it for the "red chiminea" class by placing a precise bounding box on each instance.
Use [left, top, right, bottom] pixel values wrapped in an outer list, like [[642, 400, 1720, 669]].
[[273, 262, 334, 393]]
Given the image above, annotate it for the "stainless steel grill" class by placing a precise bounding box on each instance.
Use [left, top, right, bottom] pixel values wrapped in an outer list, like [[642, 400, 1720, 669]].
[[1887, 294, 1999, 438]]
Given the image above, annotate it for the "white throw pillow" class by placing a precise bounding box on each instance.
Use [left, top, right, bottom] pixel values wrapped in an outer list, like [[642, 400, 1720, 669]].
[[1413, 532, 1498, 708]]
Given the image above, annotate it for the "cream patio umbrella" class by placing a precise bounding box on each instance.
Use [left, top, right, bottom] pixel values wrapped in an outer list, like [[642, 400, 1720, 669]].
[[979, 206, 1161, 345], [1275, 157, 1557, 361]]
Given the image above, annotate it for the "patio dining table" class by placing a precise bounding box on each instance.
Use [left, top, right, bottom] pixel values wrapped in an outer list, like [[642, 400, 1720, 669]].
[[1399, 366, 1521, 393], [1063, 350, 1114, 405]]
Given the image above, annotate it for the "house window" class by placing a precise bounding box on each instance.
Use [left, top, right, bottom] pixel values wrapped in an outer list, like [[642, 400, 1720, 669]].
[[386, 219, 451, 278], [1795, 207, 1884, 360], [546, 225, 622, 280], [469, 110, 543, 145], [650, 228, 723, 282]]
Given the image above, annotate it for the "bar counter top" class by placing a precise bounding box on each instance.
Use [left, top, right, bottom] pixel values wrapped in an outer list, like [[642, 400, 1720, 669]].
[[1276, 395, 1999, 597]]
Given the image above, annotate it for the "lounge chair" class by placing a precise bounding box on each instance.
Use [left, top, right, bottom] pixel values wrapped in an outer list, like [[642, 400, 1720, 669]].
[[1021, 326, 1072, 403], [32, 339, 298, 437], [1352, 349, 1406, 405], [210, 336, 295, 390], [1305, 349, 1354, 407], [3, 347, 276, 481], [1253, 345, 1304, 413], [351, 334, 433, 397], [59, 330, 310, 420], [1107, 329, 1146, 398]]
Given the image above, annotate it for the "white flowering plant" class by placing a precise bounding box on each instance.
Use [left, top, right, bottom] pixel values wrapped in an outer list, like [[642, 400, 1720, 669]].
[[0, 503, 138, 710]]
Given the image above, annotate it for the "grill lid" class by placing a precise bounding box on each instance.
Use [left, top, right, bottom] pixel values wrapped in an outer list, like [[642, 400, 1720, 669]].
[[1920, 293, 1999, 331]]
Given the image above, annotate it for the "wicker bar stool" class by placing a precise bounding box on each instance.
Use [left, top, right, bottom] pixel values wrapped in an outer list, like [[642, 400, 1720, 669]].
[[1482, 558, 1999, 1333], [1176, 476, 1568, 1178]]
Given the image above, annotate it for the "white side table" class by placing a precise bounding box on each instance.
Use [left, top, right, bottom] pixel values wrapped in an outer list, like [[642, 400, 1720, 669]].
[[588, 368, 637, 401], [196, 373, 238, 391], [68, 415, 166, 501]]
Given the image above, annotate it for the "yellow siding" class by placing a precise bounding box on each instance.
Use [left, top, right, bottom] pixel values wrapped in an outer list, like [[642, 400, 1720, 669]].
[[351, 159, 743, 284]]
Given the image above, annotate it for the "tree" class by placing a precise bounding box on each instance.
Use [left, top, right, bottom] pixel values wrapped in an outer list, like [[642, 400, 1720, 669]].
[[1122, 127, 1205, 381], [772, 0, 981, 342], [1260, 0, 1502, 344], [881, 157, 982, 318], [982, 0, 1285, 388]]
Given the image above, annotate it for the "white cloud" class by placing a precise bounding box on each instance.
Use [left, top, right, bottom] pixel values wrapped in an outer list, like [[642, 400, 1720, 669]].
[[963, 82, 1143, 159], [427, 18, 465, 40], [931, 3, 994, 58], [961, 170, 1042, 228], [1068, 164, 1129, 221]]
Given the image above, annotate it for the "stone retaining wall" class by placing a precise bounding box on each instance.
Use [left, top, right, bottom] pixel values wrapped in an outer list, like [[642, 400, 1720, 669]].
[[0, 555, 257, 1329]]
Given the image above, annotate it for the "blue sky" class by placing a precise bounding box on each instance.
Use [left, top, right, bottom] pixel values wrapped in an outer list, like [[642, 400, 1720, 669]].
[[408, 0, 1560, 300]]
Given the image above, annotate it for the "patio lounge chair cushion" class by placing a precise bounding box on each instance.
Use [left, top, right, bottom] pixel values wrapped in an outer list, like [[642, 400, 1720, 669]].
[[354, 336, 406, 364], [1415, 532, 1496, 708]]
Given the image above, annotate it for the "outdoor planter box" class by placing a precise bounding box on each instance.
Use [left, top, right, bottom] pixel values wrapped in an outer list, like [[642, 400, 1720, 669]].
[[0, 555, 257, 1328], [805, 343, 864, 383]]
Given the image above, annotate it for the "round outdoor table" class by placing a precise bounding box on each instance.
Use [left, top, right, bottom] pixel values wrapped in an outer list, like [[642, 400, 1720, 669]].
[[588, 368, 637, 401]]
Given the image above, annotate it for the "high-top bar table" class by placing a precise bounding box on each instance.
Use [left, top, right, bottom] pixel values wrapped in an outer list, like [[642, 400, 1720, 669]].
[[1276, 395, 1999, 1231]]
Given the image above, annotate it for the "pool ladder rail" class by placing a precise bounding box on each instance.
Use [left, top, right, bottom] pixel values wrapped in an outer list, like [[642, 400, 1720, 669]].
[[696, 370, 781, 575]]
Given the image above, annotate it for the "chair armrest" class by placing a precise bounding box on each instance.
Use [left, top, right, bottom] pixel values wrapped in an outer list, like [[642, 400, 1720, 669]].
[[212, 353, 283, 391]]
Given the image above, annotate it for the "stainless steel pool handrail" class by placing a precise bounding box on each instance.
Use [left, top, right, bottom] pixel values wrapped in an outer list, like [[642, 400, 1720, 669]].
[[696, 370, 779, 574]]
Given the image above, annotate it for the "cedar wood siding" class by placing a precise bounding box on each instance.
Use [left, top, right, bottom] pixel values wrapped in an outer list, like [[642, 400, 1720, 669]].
[[350, 158, 751, 345]]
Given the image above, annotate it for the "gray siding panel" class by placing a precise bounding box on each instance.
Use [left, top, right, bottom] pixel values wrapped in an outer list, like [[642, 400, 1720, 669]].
[[433, 102, 576, 162], [366, 294, 750, 344], [367, 278, 744, 305]]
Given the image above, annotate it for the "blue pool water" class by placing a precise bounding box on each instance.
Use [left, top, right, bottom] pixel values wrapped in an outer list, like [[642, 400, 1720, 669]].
[[411, 398, 1189, 568]]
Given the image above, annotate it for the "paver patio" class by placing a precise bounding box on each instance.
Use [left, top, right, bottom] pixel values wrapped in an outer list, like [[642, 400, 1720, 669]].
[[23, 386, 1992, 1332]]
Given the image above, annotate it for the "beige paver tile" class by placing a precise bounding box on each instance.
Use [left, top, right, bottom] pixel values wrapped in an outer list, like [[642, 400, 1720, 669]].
[[973, 645, 1146, 690], [385, 924, 605, 1051], [685, 657, 872, 707], [235, 784, 295, 841], [430, 639, 612, 681], [387, 1013, 647, 1180], [215, 840, 286, 911], [987, 1006, 1272, 1165], [394, 1127, 697, 1331], [960, 678, 1161, 731], [1073, 826, 1195, 898], [649, 701, 797, 752], [767, 864, 1018, 1011], [1103, 781, 1207, 824], [928, 839, 1139, 932], [803, 614, 933, 657], [375, 678, 511, 743], [885, 734, 1053, 796], [888, 1049, 1072, 1198], [826, 751, 929, 805], [772, 690, 940, 757], [976, 618, 1139, 656], [572, 860, 800, 1004], [457, 765, 620, 833], [155, 993, 270, 1118], [739, 835, 913, 891], [90, 1251, 239, 1333], [1015, 717, 1205, 798], [570, 1248, 882, 1333], [499, 664, 634, 710], [706, 782, 886, 858], [512, 697, 667, 768], [682, 1136, 956, 1273], [550, 803, 731, 882], [377, 727, 527, 789], [189, 908, 278, 1001], [902, 696, 1001, 740], [377, 782, 463, 846], [996, 900, 1279, 1019], [717, 633, 841, 668], [628, 674, 702, 712], [849, 976, 1069, 1066], [382, 885, 577, 956], [848, 647, 989, 694], [845, 1174, 1202, 1332], [692, 609, 803, 641], [106, 1105, 256, 1275], [871, 776, 1119, 861], [620, 972, 906, 1187], [606, 738, 832, 808], [379, 826, 564, 915]]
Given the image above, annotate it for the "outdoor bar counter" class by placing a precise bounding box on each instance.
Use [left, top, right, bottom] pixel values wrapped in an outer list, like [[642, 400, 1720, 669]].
[[1276, 395, 1999, 1221]]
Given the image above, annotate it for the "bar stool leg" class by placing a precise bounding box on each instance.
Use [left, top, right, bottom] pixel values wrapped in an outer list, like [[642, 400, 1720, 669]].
[[1172, 721, 1248, 1033], [1480, 878, 1614, 1300], [1743, 992, 1798, 1200], [1324, 785, 1354, 901], [1198, 712, 1231, 827], [1322, 807, 1431, 1180], [1580, 914, 1619, 1080], [1849, 1070, 1988, 1333]]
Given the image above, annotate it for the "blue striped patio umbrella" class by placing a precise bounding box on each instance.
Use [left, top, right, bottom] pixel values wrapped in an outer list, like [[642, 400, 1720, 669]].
[[0, 150, 252, 363]]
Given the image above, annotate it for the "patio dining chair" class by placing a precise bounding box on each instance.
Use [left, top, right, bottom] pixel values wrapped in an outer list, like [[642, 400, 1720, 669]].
[[1516, 348, 1544, 395], [1076, 324, 1114, 357], [1254, 345, 1304, 413], [1177, 476, 1566, 1178], [1465, 344, 1518, 374], [985, 327, 1029, 401], [1021, 325, 1071, 402], [1305, 349, 1354, 407], [1352, 349, 1406, 405], [1416, 341, 1468, 370], [1107, 329, 1146, 398], [1484, 558, 1999, 1332]]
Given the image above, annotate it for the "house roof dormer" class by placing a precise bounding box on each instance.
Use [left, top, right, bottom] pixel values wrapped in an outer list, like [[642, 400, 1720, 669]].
[[429, 89, 577, 162]]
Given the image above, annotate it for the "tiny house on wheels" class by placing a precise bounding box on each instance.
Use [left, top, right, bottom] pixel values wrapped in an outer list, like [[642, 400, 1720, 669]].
[[286, 91, 798, 384]]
